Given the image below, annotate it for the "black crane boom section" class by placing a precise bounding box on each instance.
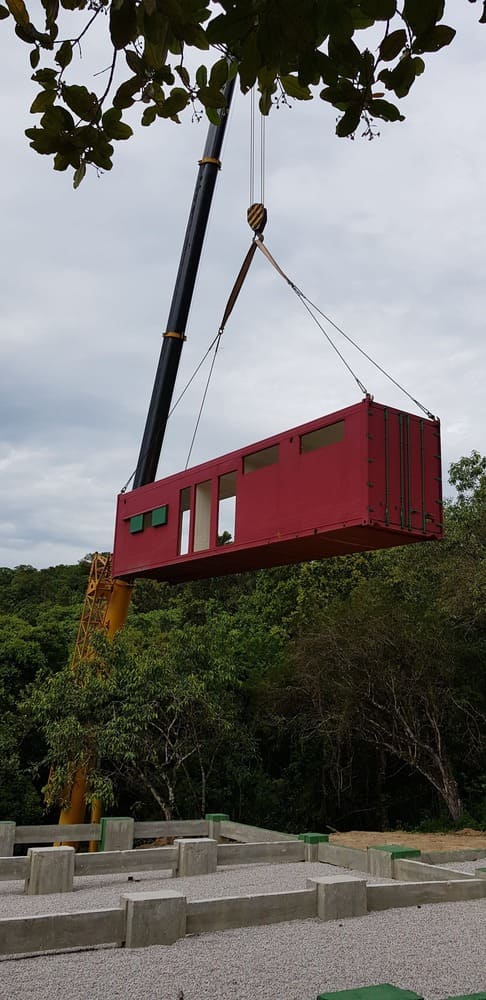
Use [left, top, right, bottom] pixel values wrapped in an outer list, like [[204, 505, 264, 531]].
[[133, 78, 235, 490]]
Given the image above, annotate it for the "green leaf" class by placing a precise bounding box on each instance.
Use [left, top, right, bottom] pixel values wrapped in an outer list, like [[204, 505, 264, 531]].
[[40, 104, 74, 133], [336, 106, 362, 138], [102, 108, 134, 140], [205, 106, 220, 126], [315, 51, 338, 86], [6, 0, 29, 29], [0, 5, 10, 18], [403, 0, 444, 36], [30, 89, 55, 112], [32, 66, 58, 89], [73, 161, 86, 189], [209, 58, 228, 90], [378, 54, 417, 98], [53, 151, 71, 171], [141, 104, 157, 126], [24, 126, 60, 154], [280, 75, 312, 101], [62, 84, 100, 121], [328, 35, 363, 77], [179, 22, 209, 49], [110, 0, 137, 49], [368, 98, 405, 122], [379, 29, 407, 62], [125, 49, 143, 74], [113, 75, 141, 109], [197, 85, 226, 109], [175, 64, 190, 88], [320, 81, 361, 105], [195, 64, 207, 89], [413, 24, 456, 54], [30, 47, 40, 68], [55, 40, 72, 68]]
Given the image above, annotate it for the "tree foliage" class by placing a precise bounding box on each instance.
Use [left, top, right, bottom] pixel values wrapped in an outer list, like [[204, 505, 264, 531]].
[[1, 458, 485, 830], [2, 0, 483, 184]]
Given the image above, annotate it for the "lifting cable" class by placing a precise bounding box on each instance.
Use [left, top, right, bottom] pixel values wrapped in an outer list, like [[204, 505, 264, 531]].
[[253, 237, 435, 421]]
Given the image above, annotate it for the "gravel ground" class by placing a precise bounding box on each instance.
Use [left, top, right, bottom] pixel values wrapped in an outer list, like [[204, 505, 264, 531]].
[[442, 857, 486, 875], [0, 861, 484, 1000], [0, 899, 484, 1000], [0, 862, 386, 917]]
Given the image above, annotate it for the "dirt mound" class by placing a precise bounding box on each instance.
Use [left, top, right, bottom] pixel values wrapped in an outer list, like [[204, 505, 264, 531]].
[[331, 829, 486, 851]]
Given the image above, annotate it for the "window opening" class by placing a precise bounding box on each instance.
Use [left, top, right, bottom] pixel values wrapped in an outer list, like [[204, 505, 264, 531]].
[[179, 487, 191, 555], [194, 480, 212, 552], [217, 472, 236, 545], [243, 444, 279, 474], [300, 420, 344, 454]]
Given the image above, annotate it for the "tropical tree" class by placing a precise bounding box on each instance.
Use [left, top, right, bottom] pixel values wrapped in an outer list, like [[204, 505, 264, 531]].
[[2, 0, 481, 184]]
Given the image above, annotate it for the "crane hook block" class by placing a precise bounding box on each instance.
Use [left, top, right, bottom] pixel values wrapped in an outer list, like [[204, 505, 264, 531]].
[[247, 203, 267, 235]]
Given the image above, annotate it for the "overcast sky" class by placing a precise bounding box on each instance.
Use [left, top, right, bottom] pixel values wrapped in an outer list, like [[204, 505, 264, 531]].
[[1, 7, 485, 569]]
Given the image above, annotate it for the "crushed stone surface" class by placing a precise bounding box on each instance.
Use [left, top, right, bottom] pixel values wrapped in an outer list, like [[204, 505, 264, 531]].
[[442, 857, 486, 875], [0, 862, 484, 1000], [0, 862, 383, 917], [0, 900, 484, 1000]]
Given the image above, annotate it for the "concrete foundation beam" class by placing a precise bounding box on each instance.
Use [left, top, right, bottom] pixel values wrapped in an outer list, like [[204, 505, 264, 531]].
[[24, 847, 75, 895], [0, 822, 15, 857], [134, 819, 208, 839], [100, 817, 134, 852], [392, 859, 475, 882], [220, 820, 298, 843], [175, 837, 217, 876], [307, 875, 368, 921], [121, 890, 186, 948], [318, 842, 369, 872], [0, 856, 29, 881], [367, 878, 486, 911], [74, 845, 178, 877], [186, 888, 316, 934], [217, 841, 304, 866], [0, 908, 124, 956]]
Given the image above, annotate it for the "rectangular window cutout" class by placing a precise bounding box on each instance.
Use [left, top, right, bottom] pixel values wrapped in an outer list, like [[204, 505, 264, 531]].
[[179, 487, 191, 555], [194, 480, 212, 552], [300, 420, 344, 454], [243, 444, 279, 474], [130, 514, 144, 534], [151, 505, 168, 527], [217, 472, 236, 545]]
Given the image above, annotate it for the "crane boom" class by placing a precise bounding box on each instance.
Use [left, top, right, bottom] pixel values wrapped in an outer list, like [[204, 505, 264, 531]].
[[134, 77, 235, 489]]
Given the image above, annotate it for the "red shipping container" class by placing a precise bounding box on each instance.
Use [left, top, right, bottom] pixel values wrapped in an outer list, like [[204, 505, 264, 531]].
[[112, 398, 443, 583]]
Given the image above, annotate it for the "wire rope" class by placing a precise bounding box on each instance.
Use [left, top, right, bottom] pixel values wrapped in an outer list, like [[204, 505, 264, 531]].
[[249, 88, 255, 205], [184, 331, 223, 470], [254, 238, 435, 420]]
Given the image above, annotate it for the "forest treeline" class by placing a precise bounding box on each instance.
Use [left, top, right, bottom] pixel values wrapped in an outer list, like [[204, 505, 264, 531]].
[[1, 453, 485, 833]]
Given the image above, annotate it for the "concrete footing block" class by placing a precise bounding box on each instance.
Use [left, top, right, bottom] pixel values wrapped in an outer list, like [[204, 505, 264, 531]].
[[307, 874, 367, 921], [299, 833, 328, 862], [368, 845, 420, 878], [205, 813, 229, 841], [100, 817, 134, 852], [175, 837, 217, 876], [24, 847, 74, 895], [121, 890, 186, 948], [0, 822, 15, 857]]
